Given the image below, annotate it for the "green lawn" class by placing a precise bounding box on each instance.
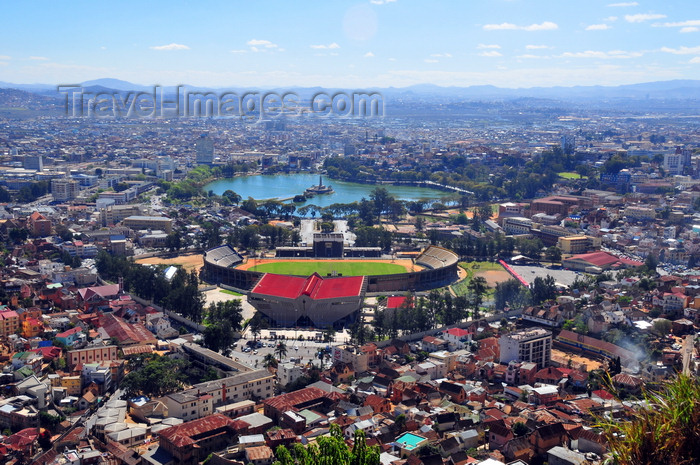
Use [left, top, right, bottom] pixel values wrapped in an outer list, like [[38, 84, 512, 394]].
[[220, 289, 243, 296], [246, 261, 408, 276], [558, 171, 587, 179], [451, 261, 504, 296]]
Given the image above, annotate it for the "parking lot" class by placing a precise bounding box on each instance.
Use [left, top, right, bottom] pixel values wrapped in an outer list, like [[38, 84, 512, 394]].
[[507, 264, 581, 287]]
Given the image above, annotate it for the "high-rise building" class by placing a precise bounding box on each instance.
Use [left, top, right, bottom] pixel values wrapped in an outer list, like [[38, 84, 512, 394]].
[[51, 178, 80, 202], [195, 135, 214, 165], [499, 328, 552, 368], [23, 155, 43, 172], [664, 150, 685, 176], [561, 135, 576, 155]]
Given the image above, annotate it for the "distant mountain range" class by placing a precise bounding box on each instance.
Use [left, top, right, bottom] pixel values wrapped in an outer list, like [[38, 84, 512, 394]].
[[1, 78, 700, 101], [1, 78, 700, 117]]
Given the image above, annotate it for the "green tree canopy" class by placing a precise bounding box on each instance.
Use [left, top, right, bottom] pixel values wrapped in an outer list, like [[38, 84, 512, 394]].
[[273, 424, 379, 465]]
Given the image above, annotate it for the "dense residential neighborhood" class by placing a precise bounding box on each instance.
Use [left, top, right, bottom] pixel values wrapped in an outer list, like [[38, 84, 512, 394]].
[[0, 73, 699, 465]]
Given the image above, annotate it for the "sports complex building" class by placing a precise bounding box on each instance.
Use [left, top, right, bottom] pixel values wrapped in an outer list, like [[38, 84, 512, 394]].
[[203, 242, 459, 327]]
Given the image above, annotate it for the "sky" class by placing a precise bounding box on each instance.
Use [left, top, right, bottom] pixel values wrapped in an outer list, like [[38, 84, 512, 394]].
[[1, 0, 699, 88]]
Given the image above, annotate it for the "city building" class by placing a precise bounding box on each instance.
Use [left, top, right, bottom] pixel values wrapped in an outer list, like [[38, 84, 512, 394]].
[[195, 135, 215, 165], [51, 178, 80, 202], [22, 155, 43, 171], [499, 328, 552, 368], [122, 215, 173, 233], [28, 211, 52, 237], [158, 414, 245, 465], [557, 235, 602, 255], [67, 346, 119, 369], [163, 369, 274, 422]]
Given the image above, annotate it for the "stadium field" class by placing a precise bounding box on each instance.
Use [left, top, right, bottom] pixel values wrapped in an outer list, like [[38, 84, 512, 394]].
[[238, 259, 414, 276]]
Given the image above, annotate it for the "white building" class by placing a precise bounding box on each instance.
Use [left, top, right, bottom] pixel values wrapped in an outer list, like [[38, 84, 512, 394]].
[[51, 178, 80, 202], [277, 363, 304, 387], [499, 328, 552, 368]]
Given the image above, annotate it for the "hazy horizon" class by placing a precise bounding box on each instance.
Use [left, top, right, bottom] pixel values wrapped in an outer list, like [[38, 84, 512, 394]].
[[1, 1, 699, 88]]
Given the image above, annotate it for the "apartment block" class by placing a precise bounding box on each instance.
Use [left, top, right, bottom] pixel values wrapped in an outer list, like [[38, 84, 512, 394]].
[[499, 328, 552, 368]]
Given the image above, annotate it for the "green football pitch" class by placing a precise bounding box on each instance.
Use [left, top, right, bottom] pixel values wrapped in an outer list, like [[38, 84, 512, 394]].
[[245, 261, 409, 276]]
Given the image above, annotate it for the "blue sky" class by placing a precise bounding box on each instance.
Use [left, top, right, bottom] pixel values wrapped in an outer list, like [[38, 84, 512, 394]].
[[1, 0, 699, 88]]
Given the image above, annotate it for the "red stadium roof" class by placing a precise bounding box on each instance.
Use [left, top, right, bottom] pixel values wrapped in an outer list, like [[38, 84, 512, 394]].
[[564, 251, 643, 268], [252, 272, 364, 300]]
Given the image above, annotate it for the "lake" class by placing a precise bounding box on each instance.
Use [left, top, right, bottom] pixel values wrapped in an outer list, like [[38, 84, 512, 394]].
[[204, 173, 448, 208]]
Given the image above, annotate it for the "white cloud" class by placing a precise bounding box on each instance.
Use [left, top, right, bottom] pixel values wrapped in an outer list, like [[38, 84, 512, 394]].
[[247, 39, 278, 48], [150, 43, 190, 51], [29, 56, 49, 60], [430, 53, 453, 57], [479, 51, 503, 57], [625, 13, 667, 23], [604, 16, 618, 22], [370, 0, 396, 4], [311, 42, 340, 49], [560, 49, 643, 59], [388, 57, 396, 61], [586, 24, 611, 30], [655, 20, 700, 28], [607, 2, 638, 7], [660, 45, 700, 54], [484, 21, 558, 31], [517, 54, 549, 59], [681, 27, 700, 33], [526, 44, 552, 49], [524, 21, 558, 31], [477, 44, 501, 49], [484, 22, 517, 30], [364, 51, 375, 57], [690, 56, 700, 63], [0, 55, 11, 60]]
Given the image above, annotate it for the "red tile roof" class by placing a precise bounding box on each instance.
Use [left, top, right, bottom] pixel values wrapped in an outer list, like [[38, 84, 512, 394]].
[[98, 313, 155, 345], [445, 327, 470, 337], [78, 284, 121, 301], [263, 386, 328, 412], [158, 413, 235, 448]]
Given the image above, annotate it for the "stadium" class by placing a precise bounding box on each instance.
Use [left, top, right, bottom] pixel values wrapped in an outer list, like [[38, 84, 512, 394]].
[[202, 238, 460, 328]]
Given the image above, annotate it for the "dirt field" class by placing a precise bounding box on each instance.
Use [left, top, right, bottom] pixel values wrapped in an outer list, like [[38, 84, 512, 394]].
[[473, 269, 513, 287], [135, 253, 204, 273], [236, 258, 421, 273], [552, 348, 603, 370]]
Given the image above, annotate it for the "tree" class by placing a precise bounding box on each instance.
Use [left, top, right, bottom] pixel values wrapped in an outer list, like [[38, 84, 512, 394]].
[[222, 189, 242, 205], [275, 342, 288, 361], [530, 275, 557, 304], [468, 276, 488, 319], [121, 355, 187, 398], [394, 413, 407, 432], [645, 254, 659, 274], [263, 353, 278, 370], [323, 326, 336, 343], [249, 313, 268, 340], [652, 318, 672, 337], [512, 422, 528, 437], [273, 423, 379, 465], [166, 230, 183, 252], [545, 246, 562, 264]]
